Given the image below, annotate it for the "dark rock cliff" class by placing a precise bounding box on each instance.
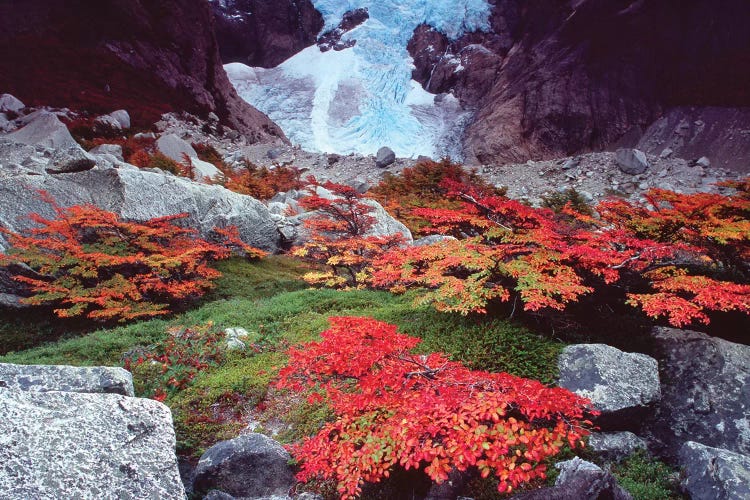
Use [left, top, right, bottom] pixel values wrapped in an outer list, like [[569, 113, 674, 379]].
[[409, 0, 750, 169], [209, 0, 323, 67], [0, 0, 285, 142]]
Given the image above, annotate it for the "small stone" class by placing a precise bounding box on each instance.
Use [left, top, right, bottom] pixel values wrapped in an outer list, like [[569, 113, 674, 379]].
[[225, 338, 247, 351], [659, 148, 673, 159], [696, 156, 711, 168], [588, 432, 648, 461], [562, 157, 580, 170]]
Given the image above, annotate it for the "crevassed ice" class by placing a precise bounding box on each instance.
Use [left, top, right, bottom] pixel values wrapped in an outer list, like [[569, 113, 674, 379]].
[[226, 0, 492, 158]]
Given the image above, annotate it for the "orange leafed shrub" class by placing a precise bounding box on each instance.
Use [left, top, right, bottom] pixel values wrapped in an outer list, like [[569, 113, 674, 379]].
[[368, 159, 505, 235], [223, 160, 304, 200], [0, 195, 265, 322], [293, 178, 405, 288], [277, 317, 594, 499], [371, 178, 750, 328]]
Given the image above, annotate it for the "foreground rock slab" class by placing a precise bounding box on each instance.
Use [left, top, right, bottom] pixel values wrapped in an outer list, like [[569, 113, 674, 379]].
[[558, 344, 660, 429], [193, 433, 295, 498], [0, 389, 185, 499], [679, 442, 750, 500], [0, 362, 134, 396]]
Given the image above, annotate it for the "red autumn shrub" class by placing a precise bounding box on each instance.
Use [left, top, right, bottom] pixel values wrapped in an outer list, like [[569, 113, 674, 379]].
[[277, 317, 593, 499], [371, 178, 750, 328], [293, 178, 405, 288], [0, 195, 265, 322], [368, 159, 505, 235], [223, 160, 303, 200]]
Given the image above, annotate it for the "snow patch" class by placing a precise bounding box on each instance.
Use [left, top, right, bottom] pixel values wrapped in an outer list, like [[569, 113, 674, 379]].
[[226, 0, 491, 158]]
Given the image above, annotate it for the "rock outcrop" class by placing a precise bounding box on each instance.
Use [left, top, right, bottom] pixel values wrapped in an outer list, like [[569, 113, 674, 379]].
[[408, 0, 750, 168], [192, 433, 296, 498], [0, 0, 285, 142], [643, 327, 750, 461], [679, 442, 750, 500], [558, 344, 660, 429], [210, 0, 323, 67], [0, 363, 184, 498]]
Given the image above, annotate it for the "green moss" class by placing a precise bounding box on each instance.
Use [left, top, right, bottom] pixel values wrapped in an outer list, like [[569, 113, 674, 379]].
[[612, 451, 685, 500], [167, 352, 285, 457]]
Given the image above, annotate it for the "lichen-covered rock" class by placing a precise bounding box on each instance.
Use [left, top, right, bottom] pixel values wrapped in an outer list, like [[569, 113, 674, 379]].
[[588, 432, 648, 462], [679, 442, 750, 500], [0, 362, 134, 396], [193, 433, 295, 498], [0, 389, 185, 498], [510, 457, 632, 499], [558, 344, 660, 429], [643, 327, 750, 460]]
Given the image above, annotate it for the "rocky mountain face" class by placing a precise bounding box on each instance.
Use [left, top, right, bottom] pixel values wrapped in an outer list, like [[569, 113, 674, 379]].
[[209, 0, 323, 67], [407, 0, 750, 170], [0, 0, 284, 142]]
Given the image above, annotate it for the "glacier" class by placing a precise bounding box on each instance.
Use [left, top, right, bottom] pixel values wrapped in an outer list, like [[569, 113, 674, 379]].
[[226, 0, 492, 158]]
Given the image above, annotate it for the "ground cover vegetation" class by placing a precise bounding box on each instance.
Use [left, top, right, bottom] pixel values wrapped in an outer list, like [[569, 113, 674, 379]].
[[0, 162, 738, 498]]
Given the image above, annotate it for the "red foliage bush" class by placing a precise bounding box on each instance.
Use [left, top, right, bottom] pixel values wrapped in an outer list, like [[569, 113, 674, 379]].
[[0, 195, 265, 322], [222, 160, 304, 200], [277, 317, 593, 499], [371, 179, 750, 328], [293, 178, 405, 288]]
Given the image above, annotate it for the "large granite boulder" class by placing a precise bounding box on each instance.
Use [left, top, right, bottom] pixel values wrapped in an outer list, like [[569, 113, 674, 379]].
[[0, 142, 280, 253], [157, 133, 198, 163], [0, 389, 185, 498], [679, 442, 750, 500], [0, 362, 134, 396], [643, 327, 750, 460], [558, 344, 660, 429], [510, 457, 632, 500], [192, 433, 296, 498]]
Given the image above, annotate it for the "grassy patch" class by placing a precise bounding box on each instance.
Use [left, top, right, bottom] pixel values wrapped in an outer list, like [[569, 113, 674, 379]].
[[612, 451, 685, 500], [0, 256, 566, 461]]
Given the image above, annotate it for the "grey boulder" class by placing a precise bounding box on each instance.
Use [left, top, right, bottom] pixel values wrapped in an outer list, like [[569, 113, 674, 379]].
[[679, 442, 750, 500], [109, 110, 131, 130], [4, 110, 78, 149], [0, 163, 280, 254], [192, 433, 296, 498], [375, 146, 396, 168], [0, 389, 185, 499], [588, 432, 648, 462], [157, 133, 198, 163], [615, 148, 649, 175], [643, 327, 750, 460], [412, 235, 457, 247], [44, 145, 97, 174], [0, 362, 134, 396], [510, 457, 632, 500], [90, 143, 125, 162], [0, 93, 25, 113], [558, 344, 660, 429]]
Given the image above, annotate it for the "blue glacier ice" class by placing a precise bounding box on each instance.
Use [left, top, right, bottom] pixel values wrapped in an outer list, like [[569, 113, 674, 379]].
[[226, 0, 492, 158]]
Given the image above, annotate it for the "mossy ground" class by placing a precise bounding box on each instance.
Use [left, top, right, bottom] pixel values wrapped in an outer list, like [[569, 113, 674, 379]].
[[0, 256, 679, 498]]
